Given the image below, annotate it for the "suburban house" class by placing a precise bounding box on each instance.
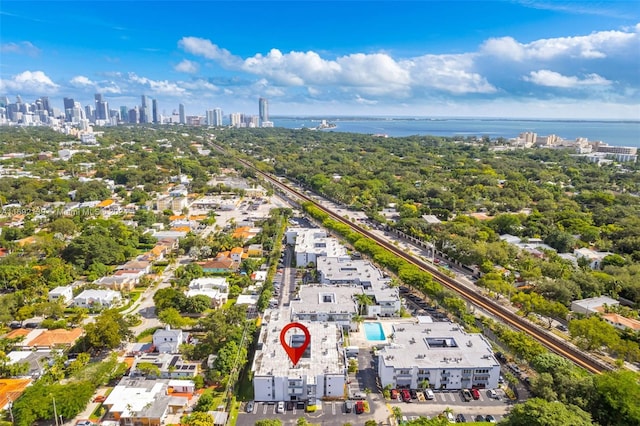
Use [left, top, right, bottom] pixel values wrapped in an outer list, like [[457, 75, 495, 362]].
[[573, 248, 613, 270], [186, 277, 229, 307], [103, 377, 194, 426], [230, 247, 246, 263], [131, 353, 199, 379], [73, 289, 122, 309], [5, 328, 83, 350], [48, 286, 73, 305], [153, 327, 184, 354], [570, 296, 619, 316], [247, 244, 263, 257], [197, 258, 237, 273], [94, 275, 136, 291]]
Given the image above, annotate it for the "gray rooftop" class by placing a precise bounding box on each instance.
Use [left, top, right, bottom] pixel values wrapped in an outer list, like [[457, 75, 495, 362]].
[[378, 322, 499, 369], [291, 285, 359, 315], [317, 257, 398, 304], [253, 308, 345, 378]]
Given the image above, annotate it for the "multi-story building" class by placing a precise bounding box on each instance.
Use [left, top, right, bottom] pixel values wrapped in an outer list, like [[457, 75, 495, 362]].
[[213, 108, 223, 126], [252, 308, 346, 402], [259, 97, 268, 125], [230, 112, 244, 127], [285, 228, 347, 267], [152, 99, 159, 124], [178, 104, 185, 124], [94, 93, 108, 121], [317, 256, 400, 317], [290, 285, 358, 329], [377, 322, 500, 390], [63, 97, 75, 121], [206, 109, 215, 126]]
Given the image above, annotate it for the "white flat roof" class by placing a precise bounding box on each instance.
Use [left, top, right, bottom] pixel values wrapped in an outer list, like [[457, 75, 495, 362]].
[[253, 308, 345, 378], [292, 285, 358, 314], [378, 321, 499, 370]]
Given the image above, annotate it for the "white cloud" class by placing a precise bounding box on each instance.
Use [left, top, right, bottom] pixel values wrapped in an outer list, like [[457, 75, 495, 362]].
[[0, 70, 58, 93], [128, 73, 188, 97], [178, 37, 241, 66], [174, 59, 199, 73], [406, 54, 496, 94], [70, 75, 95, 86], [482, 28, 638, 61], [524, 70, 612, 88], [179, 37, 492, 96], [0, 41, 41, 56]]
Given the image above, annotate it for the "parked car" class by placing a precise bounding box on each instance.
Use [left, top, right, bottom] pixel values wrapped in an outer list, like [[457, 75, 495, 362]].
[[424, 388, 435, 400], [471, 388, 480, 400], [445, 411, 455, 423], [286, 401, 294, 411], [475, 415, 485, 422], [485, 414, 497, 423], [401, 389, 412, 402], [498, 375, 505, 384], [355, 401, 365, 414], [461, 389, 472, 402], [409, 389, 418, 399], [245, 401, 254, 413], [391, 389, 399, 400], [556, 324, 569, 332], [456, 413, 467, 423], [344, 401, 353, 413], [276, 401, 285, 413], [487, 389, 499, 399], [351, 392, 366, 400]]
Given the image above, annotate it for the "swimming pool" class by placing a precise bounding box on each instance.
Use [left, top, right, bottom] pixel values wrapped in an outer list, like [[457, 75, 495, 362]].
[[364, 322, 386, 341]]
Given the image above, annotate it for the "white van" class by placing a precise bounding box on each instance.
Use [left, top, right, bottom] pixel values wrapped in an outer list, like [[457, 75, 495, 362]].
[[424, 388, 435, 400]]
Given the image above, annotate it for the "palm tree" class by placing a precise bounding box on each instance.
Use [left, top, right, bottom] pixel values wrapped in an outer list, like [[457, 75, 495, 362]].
[[354, 294, 373, 317]]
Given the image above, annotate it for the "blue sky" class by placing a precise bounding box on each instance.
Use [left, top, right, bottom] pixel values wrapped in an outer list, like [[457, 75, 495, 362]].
[[1, 1, 639, 119]]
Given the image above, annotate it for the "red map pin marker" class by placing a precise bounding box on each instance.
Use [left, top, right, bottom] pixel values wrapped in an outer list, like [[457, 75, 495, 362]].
[[280, 322, 311, 366]]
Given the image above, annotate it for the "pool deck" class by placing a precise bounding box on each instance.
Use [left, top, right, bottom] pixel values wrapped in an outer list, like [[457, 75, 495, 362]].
[[350, 320, 392, 348]]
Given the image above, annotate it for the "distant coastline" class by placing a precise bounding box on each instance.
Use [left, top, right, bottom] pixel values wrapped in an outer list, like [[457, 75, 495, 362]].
[[271, 116, 640, 148]]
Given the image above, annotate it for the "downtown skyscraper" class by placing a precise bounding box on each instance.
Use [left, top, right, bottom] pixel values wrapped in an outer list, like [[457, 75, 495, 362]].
[[94, 93, 109, 121], [259, 97, 268, 125]]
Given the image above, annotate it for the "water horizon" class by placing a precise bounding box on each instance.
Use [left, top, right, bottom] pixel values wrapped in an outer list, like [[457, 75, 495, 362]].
[[270, 116, 640, 148]]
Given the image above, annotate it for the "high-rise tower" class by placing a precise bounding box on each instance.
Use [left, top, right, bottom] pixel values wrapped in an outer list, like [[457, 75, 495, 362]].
[[94, 93, 108, 121], [179, 104, 185, 124], [152, 99, 159, 124], [259, 97, 268, 125], [63, 97, 75, 121], [213, 108, 223, 126]]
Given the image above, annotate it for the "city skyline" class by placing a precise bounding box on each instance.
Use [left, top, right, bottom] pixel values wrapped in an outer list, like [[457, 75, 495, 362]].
[[1, 1, 639, 119]]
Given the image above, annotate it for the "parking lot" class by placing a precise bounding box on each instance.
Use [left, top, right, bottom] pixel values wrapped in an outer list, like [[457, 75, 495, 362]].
[[388, 387, 512, 422], [236, 400, 383, 426]]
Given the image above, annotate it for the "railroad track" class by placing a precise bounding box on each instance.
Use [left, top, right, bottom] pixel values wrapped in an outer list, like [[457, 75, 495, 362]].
[[229, 152, 612, 375]]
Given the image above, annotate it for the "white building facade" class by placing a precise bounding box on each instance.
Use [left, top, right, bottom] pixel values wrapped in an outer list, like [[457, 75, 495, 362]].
[[377, 322, 500, 390], [252, 309, 346, 402]]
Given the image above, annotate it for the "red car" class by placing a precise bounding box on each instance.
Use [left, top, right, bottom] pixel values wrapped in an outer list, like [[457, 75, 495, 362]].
[[355, 401, 364, 414], [471, 388, 480, 400], [401, 389, 412, 402], [391, 389, 399, 400]]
